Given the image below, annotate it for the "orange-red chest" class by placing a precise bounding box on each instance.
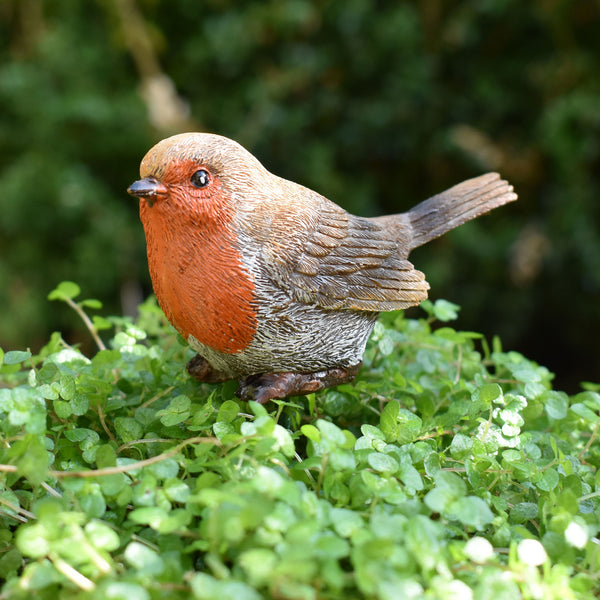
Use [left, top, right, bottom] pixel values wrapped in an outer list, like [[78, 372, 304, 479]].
[[139, 200, 258, 354]]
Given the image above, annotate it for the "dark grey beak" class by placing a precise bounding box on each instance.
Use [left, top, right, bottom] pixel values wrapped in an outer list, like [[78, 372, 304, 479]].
[[127, 177, 168, 204]]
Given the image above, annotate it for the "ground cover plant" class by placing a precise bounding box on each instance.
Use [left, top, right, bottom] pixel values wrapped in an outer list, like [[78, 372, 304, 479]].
[[3, 1, 600, 390], [0, 282, 599, 599]]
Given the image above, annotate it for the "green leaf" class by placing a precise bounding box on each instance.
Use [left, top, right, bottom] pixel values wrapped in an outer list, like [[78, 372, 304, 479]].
[[92, 315, 113, 330], [450, 433, 473, 459], [100, 473, 129, 497], [509, 502, 538, 524], [100, 582, 150, 600], [80, 487, 107, 518], [85, 520, 120, 551], [572, 391, 600, 409], [95, 444, 117, 468], [48, 280, 81, 301], [301, 424, 321, 443], [398, 462, 424, 491], [114, 417, 143, 443], [3, 350, 32, 365], [239, 548, 277, 585], [80, 298, 103, 309], [128, 507, 169, 529], [0, 547, 22, 578], [19, 561, 61, 590], [360, 423, 386, 441], [213, 421, 236, 440], [238, 548, 277, 586], [147, 458, 180, 480], [423, 452, 442, 477], [367, 452, 399, 474], [14, 436, 48, 485], [380, 400, 400, 441], [474, 383, 503, 406], [190, 573, 262, 600], [536, 467, 559, 491], [164, 478, 190, 503], [65, 427, 100, 446], [92, 349, 122, 366], [248, 401, 269, 418], [315, 533, 349, 559], [424, 471, 466, 513], [70, 393, 90, 416], [124, 541, 164, 574], [405, 515, 443, 570], [53, 399, 72, 419], [330, 508, 364, 537], [157, 394, 191, 427], [273, 424, 295, 457], [395, 409, 422, 444], [59, 373, 76, 400], [316, 419, 347, 446], [217, 400, 240, 423], [543, 391, 569, 420], [570, 402, 600, 423], [15, 522, 51, 558], [431, 299, 460, 322], [450, 496, 494, 529]]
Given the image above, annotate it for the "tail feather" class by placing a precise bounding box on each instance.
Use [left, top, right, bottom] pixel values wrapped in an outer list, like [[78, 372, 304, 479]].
[[406, 172, 517, 250]]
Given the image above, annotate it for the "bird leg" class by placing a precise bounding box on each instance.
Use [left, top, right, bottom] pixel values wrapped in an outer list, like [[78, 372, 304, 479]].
[[186, 354, 232, 383], [187, 355, 362, 404], [236, 363, 362, 404]]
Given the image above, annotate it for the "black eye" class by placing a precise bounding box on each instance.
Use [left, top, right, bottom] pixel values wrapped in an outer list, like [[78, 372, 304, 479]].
[[191, 169, 210, 188]]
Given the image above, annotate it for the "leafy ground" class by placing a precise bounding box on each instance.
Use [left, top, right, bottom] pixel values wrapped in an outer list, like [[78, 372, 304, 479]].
[[0, 282, 599, 599]]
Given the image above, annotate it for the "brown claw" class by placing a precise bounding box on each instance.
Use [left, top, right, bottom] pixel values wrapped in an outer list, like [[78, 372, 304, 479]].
[[186, 354, 232, 383], [236, 363, 362, 404]]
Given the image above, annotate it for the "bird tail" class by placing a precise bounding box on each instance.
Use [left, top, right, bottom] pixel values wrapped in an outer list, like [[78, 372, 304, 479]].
[[405, 172, 517, 250]]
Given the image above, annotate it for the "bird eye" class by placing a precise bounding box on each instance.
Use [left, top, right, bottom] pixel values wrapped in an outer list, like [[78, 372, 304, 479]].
[[190, 169, 210, 188]]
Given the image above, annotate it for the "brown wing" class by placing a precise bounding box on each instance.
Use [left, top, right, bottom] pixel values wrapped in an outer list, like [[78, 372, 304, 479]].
[[263, 198, 429, 312]]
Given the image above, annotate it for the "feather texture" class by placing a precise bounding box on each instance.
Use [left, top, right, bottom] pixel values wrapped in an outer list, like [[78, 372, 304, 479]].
[[262, 196, 429, 311]]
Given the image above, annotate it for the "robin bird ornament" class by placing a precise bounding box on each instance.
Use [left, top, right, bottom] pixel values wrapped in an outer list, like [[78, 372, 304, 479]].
[[128, 133, 517, 403]]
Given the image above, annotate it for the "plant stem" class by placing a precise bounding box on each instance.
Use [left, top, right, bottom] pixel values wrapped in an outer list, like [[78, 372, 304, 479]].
[[65, 297, 106, 351]]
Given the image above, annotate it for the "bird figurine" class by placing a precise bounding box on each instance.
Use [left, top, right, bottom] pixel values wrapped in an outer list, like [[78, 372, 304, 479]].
[[128, 133, 517, 403]]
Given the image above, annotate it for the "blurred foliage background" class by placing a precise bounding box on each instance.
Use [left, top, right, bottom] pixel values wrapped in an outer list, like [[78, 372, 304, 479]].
[[1, 0, 599, 391]]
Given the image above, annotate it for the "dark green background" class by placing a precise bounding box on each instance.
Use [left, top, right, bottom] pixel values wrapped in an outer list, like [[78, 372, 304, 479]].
[[1, 0, 599, 391]]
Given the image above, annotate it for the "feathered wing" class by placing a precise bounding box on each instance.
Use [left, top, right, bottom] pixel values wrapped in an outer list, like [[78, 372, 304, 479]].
[[262, 196, 429, 312]]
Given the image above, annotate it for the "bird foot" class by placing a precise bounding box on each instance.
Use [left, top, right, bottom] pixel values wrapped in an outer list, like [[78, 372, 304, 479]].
[[236, 363, 362, 404], [186, 354, 232, 383]]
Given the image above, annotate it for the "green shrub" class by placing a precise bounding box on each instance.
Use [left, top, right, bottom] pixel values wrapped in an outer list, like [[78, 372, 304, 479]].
[[0, 284, 598, 599]]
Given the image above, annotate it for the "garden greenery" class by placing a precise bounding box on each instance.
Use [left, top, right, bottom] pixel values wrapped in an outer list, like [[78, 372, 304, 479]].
[[0, 282, 599, 599]]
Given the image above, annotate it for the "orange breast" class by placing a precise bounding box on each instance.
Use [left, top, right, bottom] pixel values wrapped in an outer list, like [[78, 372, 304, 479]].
[[140, 202, 257, 354]]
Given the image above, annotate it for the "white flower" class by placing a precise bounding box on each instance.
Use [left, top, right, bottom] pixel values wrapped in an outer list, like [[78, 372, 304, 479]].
[[565, 521, 588, 549], [465, 537, 494, 563], [445, 580, 473, 600], [517, 539, 547, 566]]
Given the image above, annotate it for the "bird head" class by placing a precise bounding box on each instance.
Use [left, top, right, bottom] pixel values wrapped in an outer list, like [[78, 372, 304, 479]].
[[127, 132, 267, 218]]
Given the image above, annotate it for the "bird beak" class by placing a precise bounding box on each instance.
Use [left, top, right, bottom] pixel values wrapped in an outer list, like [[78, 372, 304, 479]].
[[127, 177, 168, 207]]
